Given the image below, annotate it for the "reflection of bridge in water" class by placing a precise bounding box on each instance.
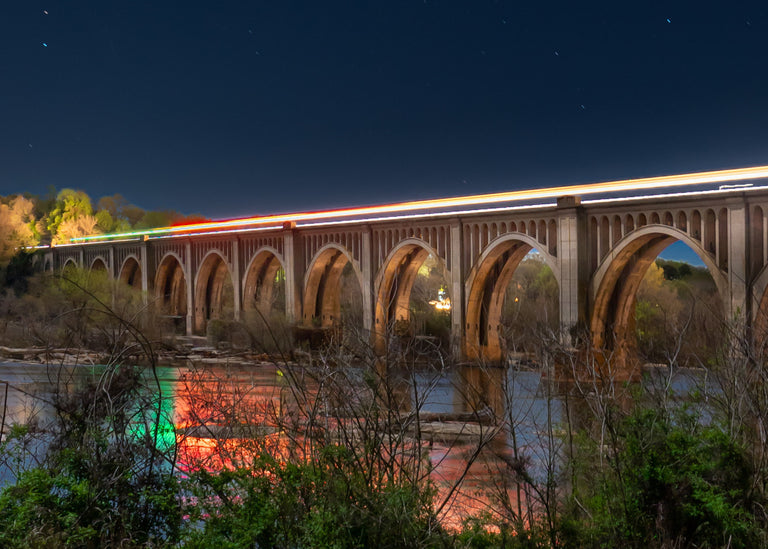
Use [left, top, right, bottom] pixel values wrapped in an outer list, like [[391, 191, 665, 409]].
[[44, 166, 768, 364], [0, 360, 559, 529]]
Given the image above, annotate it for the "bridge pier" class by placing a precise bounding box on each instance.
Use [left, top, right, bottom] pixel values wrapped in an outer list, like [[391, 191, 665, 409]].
[[727, 202, 748, 318], [185, 241, 194, 336], [360, 228, 375, 336], [556, 196, 588, 343], [231, 239, 242, 322], [140, 242, 149, 300], [449, 220, 465, 361], [283, 227, 303, 325]]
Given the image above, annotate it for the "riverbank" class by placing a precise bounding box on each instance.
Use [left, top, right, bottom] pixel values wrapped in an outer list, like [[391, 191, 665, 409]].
[[0, 336, 281, 368]]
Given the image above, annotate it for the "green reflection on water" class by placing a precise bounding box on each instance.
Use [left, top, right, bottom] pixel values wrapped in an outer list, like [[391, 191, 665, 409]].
[[127, 369, 178, 454]]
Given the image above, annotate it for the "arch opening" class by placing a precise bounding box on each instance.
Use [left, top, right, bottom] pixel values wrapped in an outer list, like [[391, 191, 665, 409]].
[[243, 251, 285, 316], [119, 257, 142, 289], [591, 232, 725, 370], [406, 254, 452, 356], [91, 257, 107, 272], [62, 258, 78, 273], [375, 242, 450, 358], [466, 240, 558, 363], [242, 250, 289, 350], [303, 246, 363, 348], [194, 253, 234, 335], [155, 255, 187, 333]]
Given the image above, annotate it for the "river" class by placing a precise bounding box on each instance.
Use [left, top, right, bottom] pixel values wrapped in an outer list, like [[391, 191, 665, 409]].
[[0, 358, 699, 527]]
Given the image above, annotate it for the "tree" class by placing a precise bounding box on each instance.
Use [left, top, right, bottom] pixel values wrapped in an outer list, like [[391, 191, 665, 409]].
[[135, 210, 211, 230], [1, 250, 37, 296], [564, 405, 761, 548], [46, 189, 101, 244], [96, 194, 143, 233], [134, 210, 176, 230], [96, 193, 128, 218], [635, 260, 723, 366], [53, 215, 100, 244], [94, 207, 132, 234], [95, 208, 116, 233], [120, 204, 147, 226], [0, 195, 39, 263]]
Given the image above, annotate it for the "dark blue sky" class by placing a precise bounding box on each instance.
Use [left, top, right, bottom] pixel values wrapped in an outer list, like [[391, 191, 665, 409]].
[[2, 1, 768, 219]]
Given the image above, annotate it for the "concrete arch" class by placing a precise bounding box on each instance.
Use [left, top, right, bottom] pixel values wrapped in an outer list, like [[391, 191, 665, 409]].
[[62, 258, 78, 272], [243, 247, 286, 315], [90, 256, 108, 272], [194, 250, 235, 334], [464, 233, 560, 362], [589, 225, 727, 354], [749, 260, 768, 349], [373, 238, 447, 353], [118, 255, 142, 289], [155, 252, 187, 319], [303, 243, 362, 327]]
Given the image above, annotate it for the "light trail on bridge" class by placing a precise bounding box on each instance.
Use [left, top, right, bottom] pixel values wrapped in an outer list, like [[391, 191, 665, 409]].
[[67, 165, 768, 244]]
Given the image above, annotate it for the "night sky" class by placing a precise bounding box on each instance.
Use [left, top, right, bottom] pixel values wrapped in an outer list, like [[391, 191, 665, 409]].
[[2, 1, 768, 220]]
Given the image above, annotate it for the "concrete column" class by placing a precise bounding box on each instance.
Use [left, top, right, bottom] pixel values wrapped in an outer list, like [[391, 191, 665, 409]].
[[140, 241, 149, 304], [108, 246, 116, 309], [79, 248, 84, 268], [231, 238, 242, 321], [360, 227, 374, 334], [185, 241, 194, 336], [728, 201, 748, 317], [283, 225, 303, 324], [449, 219, 464, 360], [557, 196, 588, 342], [715, 214, 721, 268], [108, 247, 115, 279], [608, 218, 614, 250]]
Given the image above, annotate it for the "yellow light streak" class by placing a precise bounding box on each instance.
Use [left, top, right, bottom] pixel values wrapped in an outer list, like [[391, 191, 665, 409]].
[[69, 165, 768, 243]]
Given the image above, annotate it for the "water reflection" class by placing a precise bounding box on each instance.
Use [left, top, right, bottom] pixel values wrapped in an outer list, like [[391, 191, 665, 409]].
[[0, 360, 573, 527]]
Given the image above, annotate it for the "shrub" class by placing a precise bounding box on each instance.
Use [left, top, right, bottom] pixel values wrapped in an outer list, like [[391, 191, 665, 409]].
[[565, 406, 763, 548]]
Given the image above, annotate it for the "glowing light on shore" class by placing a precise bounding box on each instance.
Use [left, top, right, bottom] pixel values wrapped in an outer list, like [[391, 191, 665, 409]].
[[429, 287, 452, 311], [68, 165, 768, 244]]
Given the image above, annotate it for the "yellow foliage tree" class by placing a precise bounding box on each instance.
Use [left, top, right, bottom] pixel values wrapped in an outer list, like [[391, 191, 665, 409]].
[[53, 215, 100, 245], [0, 196, 39, 263], [46, 189, 102, 244]]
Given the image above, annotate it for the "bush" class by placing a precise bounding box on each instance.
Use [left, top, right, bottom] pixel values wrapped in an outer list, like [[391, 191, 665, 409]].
[[0, 365, 181, 547], [564, 406, 763, 548], [184, 446, 444, 549]]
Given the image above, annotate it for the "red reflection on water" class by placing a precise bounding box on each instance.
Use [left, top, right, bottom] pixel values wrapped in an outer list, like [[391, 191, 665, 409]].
[[171, 363, 525, 530]]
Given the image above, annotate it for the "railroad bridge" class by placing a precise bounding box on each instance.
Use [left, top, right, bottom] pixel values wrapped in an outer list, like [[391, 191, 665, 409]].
[[43, 167, 768, 362]]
